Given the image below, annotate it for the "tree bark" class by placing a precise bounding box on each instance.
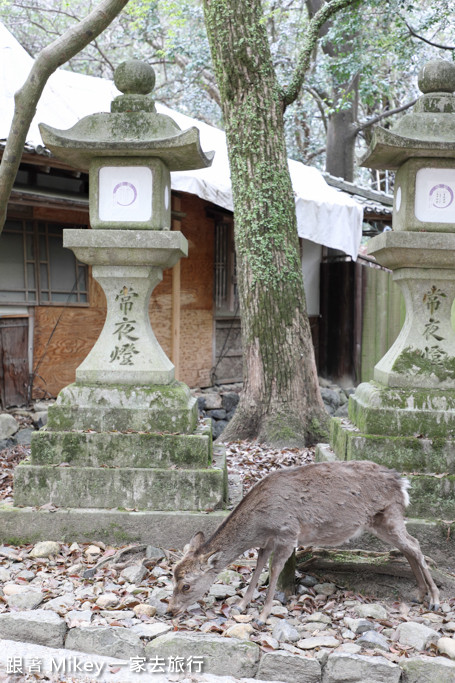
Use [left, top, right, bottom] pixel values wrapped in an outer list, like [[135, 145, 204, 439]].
[[325, 108, 357, 181], [203, 0, 328, 446], [0, 0, 130, 233], [306, 0, 358, 182]]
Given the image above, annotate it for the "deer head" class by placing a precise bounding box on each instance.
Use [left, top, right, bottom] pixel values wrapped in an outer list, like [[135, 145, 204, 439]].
[[167, 531, 222, 615]]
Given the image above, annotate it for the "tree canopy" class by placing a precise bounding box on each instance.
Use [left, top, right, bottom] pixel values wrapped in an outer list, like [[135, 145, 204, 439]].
[[1, 0, 454, 179]]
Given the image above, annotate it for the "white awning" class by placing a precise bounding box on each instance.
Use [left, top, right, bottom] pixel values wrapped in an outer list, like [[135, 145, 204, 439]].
[[0, 22, 363, 260]]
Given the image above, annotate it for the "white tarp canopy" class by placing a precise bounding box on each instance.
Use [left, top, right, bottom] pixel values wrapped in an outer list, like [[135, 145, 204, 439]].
[[0, 22, 363, 260]]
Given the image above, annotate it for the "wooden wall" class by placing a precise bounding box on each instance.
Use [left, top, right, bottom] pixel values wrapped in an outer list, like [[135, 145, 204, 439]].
[[149, 192, 215, 387], [32, 262, 106, 399], [32, 192, 215, 398]]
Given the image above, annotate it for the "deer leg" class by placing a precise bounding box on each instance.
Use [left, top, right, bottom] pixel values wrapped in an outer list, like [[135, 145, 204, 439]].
[[258, 543, 295, 623], [369, 506, 440, 610], [237, 545, 273, 612]]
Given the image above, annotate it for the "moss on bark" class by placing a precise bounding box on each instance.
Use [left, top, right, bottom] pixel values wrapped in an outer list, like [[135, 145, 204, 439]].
[[204, 0, 327, 448]]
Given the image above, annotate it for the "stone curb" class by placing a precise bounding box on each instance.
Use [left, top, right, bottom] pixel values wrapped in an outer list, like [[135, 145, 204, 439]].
[[1, 611, 455, 682], [0, 503, 229, 547]]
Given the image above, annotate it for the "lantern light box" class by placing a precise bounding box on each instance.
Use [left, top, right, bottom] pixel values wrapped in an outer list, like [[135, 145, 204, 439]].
[[90, 157, 170, 230]]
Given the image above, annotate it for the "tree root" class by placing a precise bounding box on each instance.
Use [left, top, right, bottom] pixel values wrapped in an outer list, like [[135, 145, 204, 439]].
[[296, 547, 455, 594]]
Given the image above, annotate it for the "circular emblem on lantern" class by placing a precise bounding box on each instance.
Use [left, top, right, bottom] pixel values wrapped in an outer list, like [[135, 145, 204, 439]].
[[429, 183, 454, 209], [113, 181, 138, 207]]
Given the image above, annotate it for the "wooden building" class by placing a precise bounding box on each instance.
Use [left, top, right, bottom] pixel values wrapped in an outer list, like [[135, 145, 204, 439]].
[[318, 174, 398, 385], [0, 150, 237, 405], [0, 23, 364, 407]]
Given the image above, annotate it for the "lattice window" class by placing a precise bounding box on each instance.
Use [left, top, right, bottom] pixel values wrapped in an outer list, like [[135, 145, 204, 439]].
[[0, 219, 88, 305]]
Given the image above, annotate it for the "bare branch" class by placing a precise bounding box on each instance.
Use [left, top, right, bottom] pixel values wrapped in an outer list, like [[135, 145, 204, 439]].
[[355, 97, 418, 133], [404, 19, 455, 51], [170, 53, 221, 107], [302, 85, 329, 131], [91, 37, 116, 73], [305, 145, 326, 162], [0, 0, 130, 232], [11, 3, 78, 20], [282, 0, 358, 109]]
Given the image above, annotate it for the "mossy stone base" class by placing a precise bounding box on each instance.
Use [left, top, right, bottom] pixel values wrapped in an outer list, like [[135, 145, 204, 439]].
[[331, 417, 455, 474], [47, 381, 197, 433], [349, 382, 455, 438], [31, 420, 212, 468], [406, 474, 455, 518], [0, 503, 229, 547], [328, 417, 455, 519], [14, 448, 227, 512]]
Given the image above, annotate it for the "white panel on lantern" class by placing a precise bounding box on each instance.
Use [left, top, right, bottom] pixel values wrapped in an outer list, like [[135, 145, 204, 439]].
[[99, 166, 153, 222], [415, 167, 455, 223]]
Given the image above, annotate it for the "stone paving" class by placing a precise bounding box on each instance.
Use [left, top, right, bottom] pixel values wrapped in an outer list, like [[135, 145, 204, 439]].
[[2, 404, 455, 682], [1, 539, 455, 683]]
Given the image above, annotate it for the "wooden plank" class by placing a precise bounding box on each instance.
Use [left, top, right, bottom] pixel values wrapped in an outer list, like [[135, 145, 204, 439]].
[[32, 306, 104, 398], [32, 206, 89, 224], [0, 318, 29, 407], [375, 269, 389, 362], [318, 261, 330, 376], [361, 264, 377, 383], [171, 194, 182, 379], [387, 273, 403, 349]]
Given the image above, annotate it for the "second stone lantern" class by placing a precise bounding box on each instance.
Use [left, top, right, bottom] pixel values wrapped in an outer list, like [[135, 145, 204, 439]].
[[326, 59, 455, 526], [13, 61, 228, 541]]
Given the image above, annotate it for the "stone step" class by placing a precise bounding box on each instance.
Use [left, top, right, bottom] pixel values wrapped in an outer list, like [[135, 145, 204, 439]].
[[30, 422, 212, 469], [47, 382, 198, 433], [317, 440, 455, 520], [330, 418, 455, 474], [349, 383, 455, 438], [407, 474, 455, 519], [13, 459, 227, 512], [0, 503, 230, 546]]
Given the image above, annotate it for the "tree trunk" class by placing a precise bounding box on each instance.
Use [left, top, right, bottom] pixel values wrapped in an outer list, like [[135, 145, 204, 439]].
[[306, 0, 358, 182], [325, 108, 357, 182], [203, 0, 328, 447]]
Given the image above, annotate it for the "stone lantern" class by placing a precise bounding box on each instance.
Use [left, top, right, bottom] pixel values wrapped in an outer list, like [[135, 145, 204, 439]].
[[12, 61, 228, 543], [326, 60, 455, 529]]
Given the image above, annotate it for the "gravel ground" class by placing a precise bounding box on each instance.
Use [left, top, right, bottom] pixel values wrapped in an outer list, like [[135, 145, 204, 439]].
[[1, 428, 455, 681]]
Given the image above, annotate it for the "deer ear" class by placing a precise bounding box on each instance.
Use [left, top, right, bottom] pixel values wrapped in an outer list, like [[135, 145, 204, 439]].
[[185, 531, 205, 554], [203, 549, 222, 568]]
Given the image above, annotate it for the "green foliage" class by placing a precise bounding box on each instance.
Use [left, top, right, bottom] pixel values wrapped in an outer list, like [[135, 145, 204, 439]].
[[3, 0, 455, 177]]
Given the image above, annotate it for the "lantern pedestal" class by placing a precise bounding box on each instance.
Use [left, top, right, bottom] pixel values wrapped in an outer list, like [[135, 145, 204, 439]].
[[319, 60, 455, 536], [326, 232, 455, 519], [14, 228, 227, 514]]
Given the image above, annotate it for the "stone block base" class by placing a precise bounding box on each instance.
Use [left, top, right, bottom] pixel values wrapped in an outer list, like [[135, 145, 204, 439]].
[[16, 381, 227, 517], [30, 420, 212, 469], [324, 418, 455, 519], [47, 382, 197, 433], [14, 464, 226, 512], [15, 443, 227, 511], [350, 382, 455, 438], [0, 503, 229, 548], [330, 418, 455, 474]]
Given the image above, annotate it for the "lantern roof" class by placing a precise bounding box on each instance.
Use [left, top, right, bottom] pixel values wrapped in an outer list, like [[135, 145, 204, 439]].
[[39, 60, 214, 172], [361, 59, 455, 170]]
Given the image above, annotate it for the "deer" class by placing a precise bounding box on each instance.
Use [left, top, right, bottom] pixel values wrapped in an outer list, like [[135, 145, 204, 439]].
[[168, 460, 440, 622]]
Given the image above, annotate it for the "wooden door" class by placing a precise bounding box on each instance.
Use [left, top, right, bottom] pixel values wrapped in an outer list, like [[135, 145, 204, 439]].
[[0, 318, 29, 407]]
